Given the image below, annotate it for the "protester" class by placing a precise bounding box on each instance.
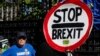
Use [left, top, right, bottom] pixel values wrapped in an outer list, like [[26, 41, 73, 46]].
[[2, 32, 36, 56]]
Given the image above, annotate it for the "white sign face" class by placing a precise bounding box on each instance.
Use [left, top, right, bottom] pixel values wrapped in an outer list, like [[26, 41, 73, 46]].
[[48, 4, 88, 47], [43, 1, 92, 52]]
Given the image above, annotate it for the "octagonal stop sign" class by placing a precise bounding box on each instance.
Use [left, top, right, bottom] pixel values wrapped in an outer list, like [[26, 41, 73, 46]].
[[43, 0, 93, 52]]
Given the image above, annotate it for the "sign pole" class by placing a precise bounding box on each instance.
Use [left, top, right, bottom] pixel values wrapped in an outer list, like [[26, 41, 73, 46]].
[[65, 51, 73, 56]]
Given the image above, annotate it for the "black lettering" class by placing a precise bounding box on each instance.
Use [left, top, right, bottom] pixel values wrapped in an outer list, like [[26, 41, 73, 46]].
[[76, 7, 82, 21], [52, 29, 58, 39], [73, 28, 76, 39], [62, 29, 66, 39], [76, 28, 83, 38], [68, 8, 75, 21], [67, 29, 73, 39], [58, 29, 62, 39], [61, 8, 68, 22], [54, 9, 61, 23]]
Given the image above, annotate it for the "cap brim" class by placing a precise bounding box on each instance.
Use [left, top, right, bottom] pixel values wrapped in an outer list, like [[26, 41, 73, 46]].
[[17, 36, 27, 40]]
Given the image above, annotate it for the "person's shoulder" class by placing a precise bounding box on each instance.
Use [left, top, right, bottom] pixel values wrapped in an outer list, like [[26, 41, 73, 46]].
[[3, 45, 17, 53], [25, 43, 33, 47], [9, 45, 17, 49], [25, 43, 36, 53]]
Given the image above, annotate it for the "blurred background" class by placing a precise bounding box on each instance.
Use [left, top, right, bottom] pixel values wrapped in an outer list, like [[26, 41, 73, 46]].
[[0, 0, 100, 56]]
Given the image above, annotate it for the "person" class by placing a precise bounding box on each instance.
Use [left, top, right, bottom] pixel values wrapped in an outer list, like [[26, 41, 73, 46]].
[[2, 32, 36, 56]]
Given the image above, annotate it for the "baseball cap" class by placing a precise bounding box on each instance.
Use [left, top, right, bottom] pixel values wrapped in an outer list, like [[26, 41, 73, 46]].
[[17, 32, 27, 40]]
